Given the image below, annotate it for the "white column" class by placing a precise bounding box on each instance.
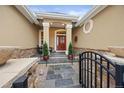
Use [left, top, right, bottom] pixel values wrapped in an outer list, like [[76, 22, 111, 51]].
[[66, 24, 72, 55], [42, 22, 50, 49], [38, 30, 42, 47]]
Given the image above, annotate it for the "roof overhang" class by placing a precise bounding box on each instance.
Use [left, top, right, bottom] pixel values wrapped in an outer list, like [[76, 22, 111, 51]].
[[15, 5, 39, 25], [36, 12, 79, 22], [15, 5, 108, 27], [75, 5, 108, 27]]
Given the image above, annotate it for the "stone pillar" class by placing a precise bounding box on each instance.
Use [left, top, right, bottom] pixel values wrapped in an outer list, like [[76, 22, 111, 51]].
[[66, 24, 72, 55], [42, 22, 50, 49], [38, 30, 42, 47]]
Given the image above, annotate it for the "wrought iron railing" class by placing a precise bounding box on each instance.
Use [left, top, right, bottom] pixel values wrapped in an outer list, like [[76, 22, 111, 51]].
[[79, 51, 124, 88]]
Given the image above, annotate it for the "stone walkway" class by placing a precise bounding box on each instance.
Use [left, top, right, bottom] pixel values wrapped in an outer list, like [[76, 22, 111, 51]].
[[35, 63, 80, 88]]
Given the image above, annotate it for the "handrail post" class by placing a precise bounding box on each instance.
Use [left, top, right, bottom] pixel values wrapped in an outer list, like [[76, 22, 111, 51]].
[[115, 63, 124, 88], [79, 54, 82, 84]]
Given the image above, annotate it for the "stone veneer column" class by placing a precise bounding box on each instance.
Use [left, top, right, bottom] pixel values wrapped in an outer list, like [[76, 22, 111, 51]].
[[42, 22, 50, 49], [66, 24, 72, 55], [38, 30, 42, 47]]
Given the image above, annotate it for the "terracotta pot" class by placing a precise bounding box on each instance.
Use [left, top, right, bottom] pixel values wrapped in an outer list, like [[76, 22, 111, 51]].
[[68, 54, 74, 60], [43, 56, 49, 61]]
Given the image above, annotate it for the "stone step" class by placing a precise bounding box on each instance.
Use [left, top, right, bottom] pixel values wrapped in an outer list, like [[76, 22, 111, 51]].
[[50, 52, 66, 57], [67, 84, 82, 88], [39, 56, 79, 64], [38, 59, 78, 64]]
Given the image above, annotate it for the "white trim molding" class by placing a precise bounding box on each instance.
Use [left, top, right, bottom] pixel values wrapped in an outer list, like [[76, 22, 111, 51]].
[[83, 19, 94, 34], [36, 12, 79, 22], [75, 5, 108, 27], [15, 5, 108, 27], [15, 5, 39, 25]]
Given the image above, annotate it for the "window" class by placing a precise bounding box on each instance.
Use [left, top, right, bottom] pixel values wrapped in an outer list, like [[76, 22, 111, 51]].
[[83, 19, 94, 34]]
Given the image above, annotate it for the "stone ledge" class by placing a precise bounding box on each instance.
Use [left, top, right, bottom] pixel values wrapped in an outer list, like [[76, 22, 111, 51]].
[[103, 54, 124, 65], [0, 57, 39, 88]]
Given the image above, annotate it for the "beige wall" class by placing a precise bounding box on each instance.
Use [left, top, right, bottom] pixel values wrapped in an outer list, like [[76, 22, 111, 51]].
[[73, 6, 124, 50], [0, 6, 39, 49]]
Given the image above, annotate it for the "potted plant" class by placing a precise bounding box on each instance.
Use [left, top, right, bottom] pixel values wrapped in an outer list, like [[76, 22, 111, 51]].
[[43, 42, 49, 61], [68, 42, 74, 60]]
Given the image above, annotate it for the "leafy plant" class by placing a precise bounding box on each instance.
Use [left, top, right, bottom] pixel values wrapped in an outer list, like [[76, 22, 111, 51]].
[[43, 42, 49, 56], [68, 42, 73, 55]]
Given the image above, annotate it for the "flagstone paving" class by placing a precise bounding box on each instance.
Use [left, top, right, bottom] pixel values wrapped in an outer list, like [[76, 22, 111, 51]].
[[35, 63, 80, 88]]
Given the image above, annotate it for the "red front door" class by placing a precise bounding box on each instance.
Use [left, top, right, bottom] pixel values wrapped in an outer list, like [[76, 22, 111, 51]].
[[56, 35, 66, 50]]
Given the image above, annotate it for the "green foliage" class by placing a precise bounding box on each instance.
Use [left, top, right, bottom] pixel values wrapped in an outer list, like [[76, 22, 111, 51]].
[[68, 42, 73, 55], [43, 42, 49, 56]]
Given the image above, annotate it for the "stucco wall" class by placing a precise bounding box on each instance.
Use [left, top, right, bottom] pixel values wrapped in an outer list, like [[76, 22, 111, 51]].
[[49, 28, 66, 48], [0, 6, 38, 49], [49, 28, 56, 48], [73, 6, 124, 50]]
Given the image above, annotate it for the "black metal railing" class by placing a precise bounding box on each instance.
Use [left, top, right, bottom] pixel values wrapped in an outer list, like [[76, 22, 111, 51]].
[[79, 51, 124, 88]]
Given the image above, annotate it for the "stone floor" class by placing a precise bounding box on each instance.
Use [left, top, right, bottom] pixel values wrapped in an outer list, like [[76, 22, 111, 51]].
[[35, 63, 80, 88]]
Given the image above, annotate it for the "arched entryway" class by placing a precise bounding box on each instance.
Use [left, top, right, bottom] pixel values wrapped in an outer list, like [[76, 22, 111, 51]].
[[55, 29, 66, 52]]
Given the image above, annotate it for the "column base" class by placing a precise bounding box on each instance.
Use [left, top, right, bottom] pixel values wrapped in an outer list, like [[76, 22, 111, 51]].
[[65, 51, 68, 55]]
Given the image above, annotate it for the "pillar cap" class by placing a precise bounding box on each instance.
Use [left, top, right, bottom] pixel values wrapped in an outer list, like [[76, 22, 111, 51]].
[[42, 22, 49, 27], [66, 24, 72, 29]]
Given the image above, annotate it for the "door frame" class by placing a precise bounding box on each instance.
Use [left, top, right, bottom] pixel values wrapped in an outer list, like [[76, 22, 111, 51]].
[[54, 29, 66, 52]]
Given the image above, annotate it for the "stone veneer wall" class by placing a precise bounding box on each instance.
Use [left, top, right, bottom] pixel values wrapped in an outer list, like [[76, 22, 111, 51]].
[[10, 48, 37, 59], [73, 47, 110, 55]]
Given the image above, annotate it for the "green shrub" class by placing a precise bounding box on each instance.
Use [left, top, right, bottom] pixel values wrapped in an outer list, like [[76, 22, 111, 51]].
[[68, 42, 73, 55], [43, 42, 49, 56]]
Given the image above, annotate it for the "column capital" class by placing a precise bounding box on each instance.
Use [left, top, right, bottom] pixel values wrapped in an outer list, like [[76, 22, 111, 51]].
[[42, 22, 49, 27], [66, 24, 72, 29]]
